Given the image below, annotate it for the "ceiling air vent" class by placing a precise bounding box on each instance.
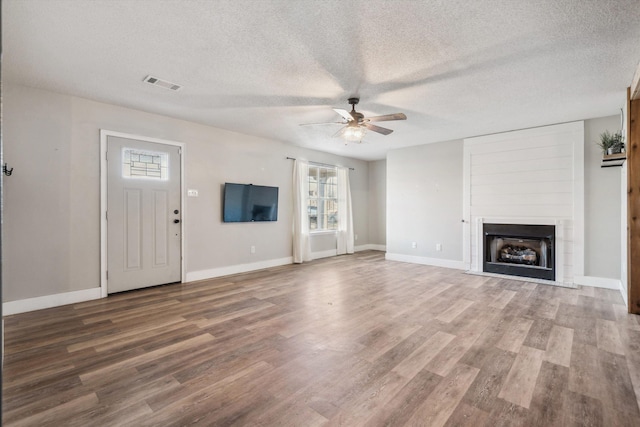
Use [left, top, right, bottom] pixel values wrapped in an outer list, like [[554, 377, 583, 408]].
[[143, 75, 182, 91]]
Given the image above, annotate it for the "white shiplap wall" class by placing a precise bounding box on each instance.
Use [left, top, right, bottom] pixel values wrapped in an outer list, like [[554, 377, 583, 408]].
[[463, 121, 584, 285]]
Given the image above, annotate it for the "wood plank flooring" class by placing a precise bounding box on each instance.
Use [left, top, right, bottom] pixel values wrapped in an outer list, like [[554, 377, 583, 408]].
[[3, 251, 640, 426]]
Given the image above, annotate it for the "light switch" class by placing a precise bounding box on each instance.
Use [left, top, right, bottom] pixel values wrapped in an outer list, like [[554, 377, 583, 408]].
[[187, 189, 199, 197]]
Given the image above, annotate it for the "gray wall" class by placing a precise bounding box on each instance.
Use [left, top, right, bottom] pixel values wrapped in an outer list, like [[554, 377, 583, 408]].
[[4, 83, 623, 304], [387, 140, 464, 261], [368, 159, 386, 246], [584, 115, 622, 279], [3, 84, 370, 302]]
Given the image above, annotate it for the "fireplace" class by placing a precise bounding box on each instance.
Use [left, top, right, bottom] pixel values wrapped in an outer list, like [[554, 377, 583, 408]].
[[483, 223, 555, 281]]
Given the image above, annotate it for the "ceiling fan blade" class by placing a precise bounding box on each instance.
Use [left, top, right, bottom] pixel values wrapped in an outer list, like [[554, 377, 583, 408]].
[[364, 123, 394, 135], [366, 113, 407, 122], [333, 108, 355, 122], [299, 121, 346, 126]]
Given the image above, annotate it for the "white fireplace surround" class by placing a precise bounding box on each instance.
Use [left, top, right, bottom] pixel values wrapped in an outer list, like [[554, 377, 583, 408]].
[[463, 121, 584, 287], [473, 217, 567, 286]]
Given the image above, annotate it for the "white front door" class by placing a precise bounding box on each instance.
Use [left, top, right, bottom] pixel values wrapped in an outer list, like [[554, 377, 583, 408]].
[[106, 136, 182, 293]]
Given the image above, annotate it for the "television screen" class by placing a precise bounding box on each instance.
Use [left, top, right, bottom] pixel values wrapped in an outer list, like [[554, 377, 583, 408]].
[[223, 183, 279, 222]]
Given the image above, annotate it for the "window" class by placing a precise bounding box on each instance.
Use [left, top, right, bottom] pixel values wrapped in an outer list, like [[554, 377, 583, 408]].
[[122, 148, 168, 180], [308, 165, 338, 231]]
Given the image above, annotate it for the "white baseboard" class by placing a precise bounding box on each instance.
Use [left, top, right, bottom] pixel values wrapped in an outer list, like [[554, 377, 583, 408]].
[[186, 257, 293, 282], [355, 244, 386, 252], [385, 253, 466, 270], [573, 275, 622, 290], [3, 287, 102, 316], [314, 244, 386, 259]]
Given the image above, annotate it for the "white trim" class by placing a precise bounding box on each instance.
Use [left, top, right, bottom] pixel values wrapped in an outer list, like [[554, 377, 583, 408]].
[[621, 161, 629, 309], [3, 288, 102, 316], [385, 253, 466, 270], [313, 249, 338, 260], [462, 142, 471, 269], [574, 275, 622, 290], [555, 220, 565, 284], [100, 130, 186, 297], [310, 230, 337, 236], [620, 280, 628, 307], [470, 217, 566, 226], [631, 60, 640, 100], [100, 134, 108, 297], [186, 257, 293, 282], [355, 244, 386, 252], [572, 123, 585, 277], [474, 217, 483, 272]]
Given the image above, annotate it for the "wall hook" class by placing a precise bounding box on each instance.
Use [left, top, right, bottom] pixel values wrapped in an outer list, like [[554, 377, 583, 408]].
[[3, 163, 14, 176]]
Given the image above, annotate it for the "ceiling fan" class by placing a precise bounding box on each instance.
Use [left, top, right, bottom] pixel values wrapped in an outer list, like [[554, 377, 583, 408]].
[[302, 98, 407, 143]]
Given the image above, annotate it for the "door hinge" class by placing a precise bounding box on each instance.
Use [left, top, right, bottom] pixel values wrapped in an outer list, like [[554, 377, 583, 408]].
[[105, 211, 108, 220], [178, 148, 182, 155], [106, 271, 108, 280]]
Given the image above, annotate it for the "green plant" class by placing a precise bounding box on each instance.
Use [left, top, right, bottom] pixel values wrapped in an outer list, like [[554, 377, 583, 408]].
[[597, 130, 625, 154], [611, 131, 625, 152]]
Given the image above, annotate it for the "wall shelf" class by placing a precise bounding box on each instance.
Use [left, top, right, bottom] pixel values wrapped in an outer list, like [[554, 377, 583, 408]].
[[601, 152, 626, 167]]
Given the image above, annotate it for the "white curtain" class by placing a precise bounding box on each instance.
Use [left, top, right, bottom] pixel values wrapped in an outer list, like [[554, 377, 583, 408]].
[[292, 159, 312, 263], [336, 166, 354, 255]]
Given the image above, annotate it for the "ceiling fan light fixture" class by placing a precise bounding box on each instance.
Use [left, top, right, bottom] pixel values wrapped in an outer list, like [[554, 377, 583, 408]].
[[343, 126, 366, 142], [301, 98, 406, 143]]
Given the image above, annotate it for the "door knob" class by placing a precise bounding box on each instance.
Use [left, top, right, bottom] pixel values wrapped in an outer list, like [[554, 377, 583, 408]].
[[173, 219, 180, 224]]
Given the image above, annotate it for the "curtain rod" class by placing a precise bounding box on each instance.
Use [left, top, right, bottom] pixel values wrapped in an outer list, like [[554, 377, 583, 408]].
[[286, 157, 355, 171]]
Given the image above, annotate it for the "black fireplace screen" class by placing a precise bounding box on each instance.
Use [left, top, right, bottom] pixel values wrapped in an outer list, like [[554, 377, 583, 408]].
[[483, 224, 555, 281]]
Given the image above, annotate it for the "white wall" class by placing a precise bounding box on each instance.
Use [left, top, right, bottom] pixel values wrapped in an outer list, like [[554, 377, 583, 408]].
[[386, 140, 464, 268], [3, 84, 370, 303]]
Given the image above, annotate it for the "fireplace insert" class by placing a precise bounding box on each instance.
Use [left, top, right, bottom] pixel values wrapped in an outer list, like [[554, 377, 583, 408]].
[[483, 223, 555, 281]]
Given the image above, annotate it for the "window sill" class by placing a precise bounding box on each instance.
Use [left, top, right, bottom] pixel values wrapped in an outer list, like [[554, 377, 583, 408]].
[[310, 230, 337, 236]]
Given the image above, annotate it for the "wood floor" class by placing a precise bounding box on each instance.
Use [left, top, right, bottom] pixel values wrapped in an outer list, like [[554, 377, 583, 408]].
[[3, 251, 640, 426]]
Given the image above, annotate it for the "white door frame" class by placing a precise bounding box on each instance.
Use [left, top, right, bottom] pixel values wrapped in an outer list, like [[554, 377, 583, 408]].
[[100, 129, 186, 297]]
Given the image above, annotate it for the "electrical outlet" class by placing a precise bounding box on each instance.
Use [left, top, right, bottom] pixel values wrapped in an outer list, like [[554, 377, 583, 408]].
[[411, 242, 417, 249], [436, 243, 442, 251], [250, 245, 256, 254]]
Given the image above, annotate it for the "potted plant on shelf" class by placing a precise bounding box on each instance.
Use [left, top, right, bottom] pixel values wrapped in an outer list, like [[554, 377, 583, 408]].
[[597, 130, 625, 155]]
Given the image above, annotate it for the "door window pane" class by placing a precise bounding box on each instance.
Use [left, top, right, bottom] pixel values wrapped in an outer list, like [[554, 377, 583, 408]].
[[122, 148, 168, 180]]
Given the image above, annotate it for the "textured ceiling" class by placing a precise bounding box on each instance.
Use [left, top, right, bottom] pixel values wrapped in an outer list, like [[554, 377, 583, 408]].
[[4, 0, 640, 160]]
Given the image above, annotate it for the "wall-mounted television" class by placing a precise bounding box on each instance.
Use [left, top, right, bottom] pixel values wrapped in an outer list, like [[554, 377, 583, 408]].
[[223, 183, 279, 222]]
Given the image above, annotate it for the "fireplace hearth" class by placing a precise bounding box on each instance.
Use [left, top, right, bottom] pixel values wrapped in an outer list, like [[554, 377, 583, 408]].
[[483, 223, 555, 281]]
